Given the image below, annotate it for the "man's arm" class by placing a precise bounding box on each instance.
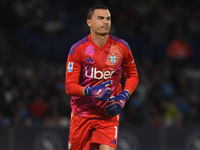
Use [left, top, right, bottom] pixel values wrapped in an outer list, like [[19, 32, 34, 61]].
[[124, 89, 130, 95], [82, 87, 86, 96], [122, 47, 139, 95], [105, 43, 139, 116]]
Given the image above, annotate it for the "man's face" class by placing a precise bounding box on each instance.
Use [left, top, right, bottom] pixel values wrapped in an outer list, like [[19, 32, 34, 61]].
[[87, 9, 111, 35]]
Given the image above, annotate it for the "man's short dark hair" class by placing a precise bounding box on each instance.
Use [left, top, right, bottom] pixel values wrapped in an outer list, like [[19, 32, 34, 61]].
[[87, 4, 109, 19]]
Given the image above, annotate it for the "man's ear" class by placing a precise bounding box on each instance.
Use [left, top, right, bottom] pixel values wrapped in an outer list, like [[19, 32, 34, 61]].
[[87, 19, 91, 27]]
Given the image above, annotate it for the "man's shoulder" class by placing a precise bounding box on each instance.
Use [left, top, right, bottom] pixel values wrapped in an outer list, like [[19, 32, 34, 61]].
[[109, 35, 130, 50], [69, 36, 89, 55]]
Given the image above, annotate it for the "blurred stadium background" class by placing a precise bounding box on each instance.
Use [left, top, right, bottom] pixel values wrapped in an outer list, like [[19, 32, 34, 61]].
[[0, 0, 200, 149]]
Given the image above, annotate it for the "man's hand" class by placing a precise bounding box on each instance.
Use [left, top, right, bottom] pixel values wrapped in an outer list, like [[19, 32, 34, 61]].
[[105, 91, 129, 116], [84, 80, 112, 101]]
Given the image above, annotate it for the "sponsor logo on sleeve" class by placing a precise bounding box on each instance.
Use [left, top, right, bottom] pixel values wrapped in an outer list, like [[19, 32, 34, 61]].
[[68, 141, 71, 149], [67, 62, 73, 72]]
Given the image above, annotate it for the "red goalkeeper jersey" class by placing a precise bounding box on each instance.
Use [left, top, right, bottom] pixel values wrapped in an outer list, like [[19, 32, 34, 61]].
[[65, 34, 139, 118]]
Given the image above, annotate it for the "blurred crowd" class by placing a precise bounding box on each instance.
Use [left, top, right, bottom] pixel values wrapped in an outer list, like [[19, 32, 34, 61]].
[[0, 60, 71, 127], [0, 0, 200, 127]]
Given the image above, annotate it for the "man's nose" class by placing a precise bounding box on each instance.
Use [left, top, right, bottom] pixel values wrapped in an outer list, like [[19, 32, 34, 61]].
[[104, 19, 109, 24]]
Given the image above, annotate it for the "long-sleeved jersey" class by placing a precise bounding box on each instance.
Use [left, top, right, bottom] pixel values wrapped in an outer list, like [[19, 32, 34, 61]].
[[65, 34, 139, 118]]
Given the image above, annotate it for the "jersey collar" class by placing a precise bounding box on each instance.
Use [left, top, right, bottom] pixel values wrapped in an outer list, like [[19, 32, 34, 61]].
[[88, 34, 110, 50]]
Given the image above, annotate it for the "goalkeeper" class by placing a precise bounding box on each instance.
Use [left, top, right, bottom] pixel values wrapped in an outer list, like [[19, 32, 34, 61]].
[[65, 4, 139, 150]]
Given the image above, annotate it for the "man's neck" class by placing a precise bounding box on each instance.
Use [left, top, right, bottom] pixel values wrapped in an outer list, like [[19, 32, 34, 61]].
[[90, 33, 108, 47]]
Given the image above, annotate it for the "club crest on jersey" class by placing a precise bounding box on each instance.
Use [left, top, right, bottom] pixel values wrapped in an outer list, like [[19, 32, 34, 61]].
[[109, 54, 117, 64], [67, 62, 73, 72]]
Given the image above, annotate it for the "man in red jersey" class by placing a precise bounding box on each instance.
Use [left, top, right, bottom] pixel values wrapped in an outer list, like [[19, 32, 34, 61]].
[[65, 4, 139, 150]]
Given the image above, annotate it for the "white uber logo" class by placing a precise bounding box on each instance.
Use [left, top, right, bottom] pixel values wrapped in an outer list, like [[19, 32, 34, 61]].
[[85, 67, 115, 79]]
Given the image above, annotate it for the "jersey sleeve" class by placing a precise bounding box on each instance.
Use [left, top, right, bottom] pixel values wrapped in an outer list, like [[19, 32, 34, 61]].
[[65, 46, 84, 96], [122, 43, 139, 95]]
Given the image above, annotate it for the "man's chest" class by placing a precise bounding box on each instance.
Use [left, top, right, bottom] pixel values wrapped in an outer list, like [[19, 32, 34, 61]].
[[82, 44, 123, 71]]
